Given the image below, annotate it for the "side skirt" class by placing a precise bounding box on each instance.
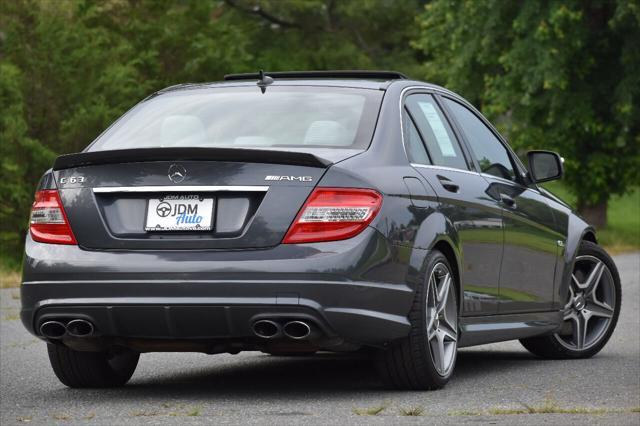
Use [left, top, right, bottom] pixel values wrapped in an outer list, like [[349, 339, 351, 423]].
[[458, 310, 563, 348]]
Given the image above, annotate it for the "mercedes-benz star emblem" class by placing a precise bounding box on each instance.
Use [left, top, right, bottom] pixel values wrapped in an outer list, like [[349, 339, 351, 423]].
[[168, 164, 186, 183]]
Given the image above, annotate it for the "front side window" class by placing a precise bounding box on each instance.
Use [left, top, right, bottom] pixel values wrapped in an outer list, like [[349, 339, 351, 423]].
[[405, 94, 468, 170], [89, 86, 383, 151], [443, 98, 516, 181]]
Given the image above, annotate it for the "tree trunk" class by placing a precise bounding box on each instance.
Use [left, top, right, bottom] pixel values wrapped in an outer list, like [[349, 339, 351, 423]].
[[578, 201, 608, 229]]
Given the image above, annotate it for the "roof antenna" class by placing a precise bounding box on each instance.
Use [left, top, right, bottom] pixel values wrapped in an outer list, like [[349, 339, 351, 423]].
[[257, 69, 274, 94]]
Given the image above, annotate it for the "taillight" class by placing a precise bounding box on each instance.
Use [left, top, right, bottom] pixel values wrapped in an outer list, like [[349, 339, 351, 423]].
[[29, 190, 77, 245], [283, 188, 382, 244]]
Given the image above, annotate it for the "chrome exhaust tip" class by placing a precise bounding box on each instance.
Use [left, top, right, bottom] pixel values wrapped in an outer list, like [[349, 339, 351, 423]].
[[40, 321, 66, 339], [283, 321, 311, 340], [66, 319, 95, 338], [252, 320, 281, 339]]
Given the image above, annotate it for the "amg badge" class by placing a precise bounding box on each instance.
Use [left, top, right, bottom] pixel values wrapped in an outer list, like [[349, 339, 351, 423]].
[[265, 175, 313, 182]]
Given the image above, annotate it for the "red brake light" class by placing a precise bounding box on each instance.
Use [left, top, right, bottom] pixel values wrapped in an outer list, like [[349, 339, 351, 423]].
[[29, 190, 77, 245], [283, 188, 382, 244]]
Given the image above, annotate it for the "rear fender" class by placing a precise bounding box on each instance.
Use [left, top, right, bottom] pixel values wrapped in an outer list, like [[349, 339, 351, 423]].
[[402, 210, 462, 295]]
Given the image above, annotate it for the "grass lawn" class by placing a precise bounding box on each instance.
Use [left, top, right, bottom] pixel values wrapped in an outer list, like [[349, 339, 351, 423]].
[[543, 183, 640, 253], [0, 268, 21, 289]]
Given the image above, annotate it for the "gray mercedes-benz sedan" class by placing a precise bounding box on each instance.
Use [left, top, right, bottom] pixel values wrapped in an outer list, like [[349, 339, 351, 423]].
[[21, 71, 621, 390]]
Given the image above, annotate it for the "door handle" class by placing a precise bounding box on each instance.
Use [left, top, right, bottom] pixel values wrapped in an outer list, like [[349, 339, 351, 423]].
[[437, 175, 459, 193], [500, 193, 517, 208]]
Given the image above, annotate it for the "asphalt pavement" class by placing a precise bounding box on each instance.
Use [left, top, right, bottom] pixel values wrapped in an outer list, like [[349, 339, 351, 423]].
[[1, 252, 638, 425]]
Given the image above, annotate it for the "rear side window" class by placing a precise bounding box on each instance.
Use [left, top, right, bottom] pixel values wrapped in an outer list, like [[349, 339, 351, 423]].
[[402, 111, 431, 165], [88, 86, 383, 151], [443, 98, 516, 181], [405, 94, 468, 170]]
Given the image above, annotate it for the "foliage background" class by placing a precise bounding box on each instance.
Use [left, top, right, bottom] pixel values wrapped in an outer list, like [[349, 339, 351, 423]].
[[0, 0, 638, 268]]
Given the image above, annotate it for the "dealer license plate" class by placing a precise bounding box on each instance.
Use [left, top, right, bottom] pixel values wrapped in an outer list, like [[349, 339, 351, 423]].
[[145, 195, 214, 231]]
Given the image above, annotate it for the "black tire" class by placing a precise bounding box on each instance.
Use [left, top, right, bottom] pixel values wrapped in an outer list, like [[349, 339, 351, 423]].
[[47, 344, 139, 388], [520, 241, 621, 359], [375, 249, 459, 390]]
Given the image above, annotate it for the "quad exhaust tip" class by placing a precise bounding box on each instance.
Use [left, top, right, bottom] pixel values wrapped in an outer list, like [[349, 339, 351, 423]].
[[252, 320, 281, 339], [39, 319, 95, 339], [252, 319, 313, 340], [66, 319, 94, 338], [40, 321, 66, 339], [283, 321, 311, 340]]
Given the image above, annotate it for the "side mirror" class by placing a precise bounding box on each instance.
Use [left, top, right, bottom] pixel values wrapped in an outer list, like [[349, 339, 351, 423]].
[[527, 150, 564, 183]]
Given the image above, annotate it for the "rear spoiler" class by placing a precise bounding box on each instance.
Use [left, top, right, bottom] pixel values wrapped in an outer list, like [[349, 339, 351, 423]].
[[53, 147, 332, 170]]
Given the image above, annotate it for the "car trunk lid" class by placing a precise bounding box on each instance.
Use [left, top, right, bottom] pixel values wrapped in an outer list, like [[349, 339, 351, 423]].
[[53, 148, 356, 250]]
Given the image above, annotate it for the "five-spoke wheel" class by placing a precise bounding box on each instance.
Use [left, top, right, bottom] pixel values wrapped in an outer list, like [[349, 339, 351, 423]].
[[426, 262, 458, 376], [520, 241, 621, 359], [377, 249, 459, 389], [555, 255, 616, 351]]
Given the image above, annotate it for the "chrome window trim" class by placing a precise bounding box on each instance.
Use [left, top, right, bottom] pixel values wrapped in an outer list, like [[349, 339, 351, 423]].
[[398, 85, 546, 197], [411, 163, 480, 177], [399, 86, 474, 173], [400, 87, 546, 197], [93, 185, 269, 193], [400, 84, 530, 180]]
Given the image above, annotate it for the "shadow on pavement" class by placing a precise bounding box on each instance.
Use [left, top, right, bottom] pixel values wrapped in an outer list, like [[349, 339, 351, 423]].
[[37, 349, 547, 401]]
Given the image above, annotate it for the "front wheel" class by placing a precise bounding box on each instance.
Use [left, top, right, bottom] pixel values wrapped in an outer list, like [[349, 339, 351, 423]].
[[520, 241, 621, 359], [48, 344, 139, 388], [376, 250, 458, 390]]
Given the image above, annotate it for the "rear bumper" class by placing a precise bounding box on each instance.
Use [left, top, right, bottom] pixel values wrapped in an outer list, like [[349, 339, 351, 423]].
[[21, 228, 415, 346]]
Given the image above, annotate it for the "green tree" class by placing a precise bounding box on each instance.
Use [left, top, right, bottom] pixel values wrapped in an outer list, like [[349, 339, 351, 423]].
[[414, 0, 640, 228], [0, 62, 55, 266], [223, 0, 424, 75]]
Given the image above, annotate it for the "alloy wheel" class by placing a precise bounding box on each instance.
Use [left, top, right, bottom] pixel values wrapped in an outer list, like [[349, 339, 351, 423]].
[[554, 255, 616, 351], [426, 262, 458, 376]]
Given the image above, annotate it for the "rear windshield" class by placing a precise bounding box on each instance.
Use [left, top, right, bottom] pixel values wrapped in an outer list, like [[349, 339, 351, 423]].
[[88, 86, 383, 151]]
